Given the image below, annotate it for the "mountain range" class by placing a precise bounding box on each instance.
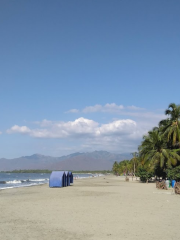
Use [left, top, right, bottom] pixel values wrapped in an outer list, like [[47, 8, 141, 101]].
[[0, 151, 131, 171]]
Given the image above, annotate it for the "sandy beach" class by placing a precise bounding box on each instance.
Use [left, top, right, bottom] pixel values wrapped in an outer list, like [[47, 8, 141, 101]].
[[0, 175, 180, 240]]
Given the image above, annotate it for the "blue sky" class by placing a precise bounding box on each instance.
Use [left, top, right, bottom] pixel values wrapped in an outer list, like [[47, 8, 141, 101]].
[[0, 0, 180, 158]]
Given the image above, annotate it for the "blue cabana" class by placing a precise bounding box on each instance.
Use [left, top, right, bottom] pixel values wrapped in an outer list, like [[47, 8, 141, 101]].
[[64, 171, 70, 186], [49, 171, 66, 188], [69, 172, 73, 184]]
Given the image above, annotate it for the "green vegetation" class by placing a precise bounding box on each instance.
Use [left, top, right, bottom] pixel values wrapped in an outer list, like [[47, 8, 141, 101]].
[[72, 170, 112, 174], [112, 103, 180, 182], [167, 166, 180, 181], [1, 169, 112, 174], [136, 167, 154, 183]]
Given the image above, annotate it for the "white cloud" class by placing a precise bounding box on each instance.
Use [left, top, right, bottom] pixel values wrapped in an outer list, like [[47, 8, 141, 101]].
[[83, 103, 124, 113], [127, 105, 145, 110], [66, 103, 165, 122], [7, 103, 166, 153], [67, 103, 124, 113], [7, 117, 150, 153], [67, 103, 146, 114], [66, 109, 79, 113], [7, 117, 143, 139], [7, 118, 99, 138], [7, 125, 31, 134], [83, 104, 103, 113], [0, 131, 2, 134], [97, 119, 136, 136]]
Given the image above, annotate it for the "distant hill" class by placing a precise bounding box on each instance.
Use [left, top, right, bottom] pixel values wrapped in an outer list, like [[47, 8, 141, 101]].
[[0, 151, 131, 171]]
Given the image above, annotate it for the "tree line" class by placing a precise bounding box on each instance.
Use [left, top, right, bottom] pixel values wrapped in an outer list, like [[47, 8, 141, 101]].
[[1, 169, 112, 174], [112, 103, 180, 182]]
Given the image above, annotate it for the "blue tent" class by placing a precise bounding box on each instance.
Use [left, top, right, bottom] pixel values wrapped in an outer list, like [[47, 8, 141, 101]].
[[64, 171, 70, 186], [69, 172, 73, 184], [49, 171, 66, 188]]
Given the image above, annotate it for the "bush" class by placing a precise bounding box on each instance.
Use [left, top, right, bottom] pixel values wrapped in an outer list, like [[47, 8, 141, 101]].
[[167, 166, 180, 181], [154, 165, 167, 179], [136, 167, 154, 182]]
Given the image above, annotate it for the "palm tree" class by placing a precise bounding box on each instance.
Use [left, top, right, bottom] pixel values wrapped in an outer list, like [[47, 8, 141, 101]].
[[131, 152, 139, 178], [139, 128, 180, 170], [159, 103, 180, 146], [112, 161, 119, 175], [120, 160, 131, 180]]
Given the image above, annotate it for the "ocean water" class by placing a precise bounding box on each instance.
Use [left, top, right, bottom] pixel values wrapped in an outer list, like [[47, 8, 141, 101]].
[[0, 172, 102, 190]]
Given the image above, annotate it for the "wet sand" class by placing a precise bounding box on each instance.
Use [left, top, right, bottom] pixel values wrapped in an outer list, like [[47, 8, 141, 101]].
[[0, 175, 180, 240]]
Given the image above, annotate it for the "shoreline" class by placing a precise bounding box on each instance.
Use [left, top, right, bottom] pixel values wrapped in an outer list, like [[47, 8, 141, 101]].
[[0, 172, 102, 191], [0, 175, 180, 240]]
